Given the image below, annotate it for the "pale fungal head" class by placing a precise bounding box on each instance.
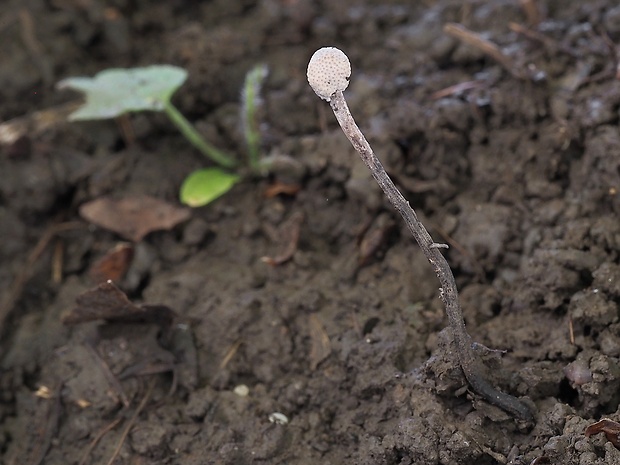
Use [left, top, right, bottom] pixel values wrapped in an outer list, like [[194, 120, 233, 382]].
[[307, 47, 351, 101]]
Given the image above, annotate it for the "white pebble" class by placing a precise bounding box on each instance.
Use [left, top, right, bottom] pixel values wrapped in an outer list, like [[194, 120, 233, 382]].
[[268, 412, 289, 425], [233, 384, 250, 397]]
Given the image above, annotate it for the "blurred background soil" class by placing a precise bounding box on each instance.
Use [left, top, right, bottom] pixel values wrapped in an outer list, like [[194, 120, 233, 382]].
[[1, 0, 620, 464]]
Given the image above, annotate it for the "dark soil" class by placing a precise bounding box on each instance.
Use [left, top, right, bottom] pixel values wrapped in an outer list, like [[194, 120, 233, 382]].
[[1, 0, 620, 464]]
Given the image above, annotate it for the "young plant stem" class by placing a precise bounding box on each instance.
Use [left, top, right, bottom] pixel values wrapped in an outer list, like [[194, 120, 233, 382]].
[[241, 64, 268, 172], [163, 101, 236, 169], [328, 89, 534, 424]]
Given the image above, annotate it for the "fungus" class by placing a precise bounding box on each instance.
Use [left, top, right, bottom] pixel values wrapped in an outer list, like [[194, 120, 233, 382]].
[[307, 47, 351, 102], [307, 47, 534, 424]]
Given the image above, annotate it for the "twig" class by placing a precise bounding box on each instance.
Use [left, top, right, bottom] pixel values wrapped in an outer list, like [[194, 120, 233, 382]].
[[219, 340, 242, 370], [518, 0, 542, 26], [509, 22, 579, 58], [51, 239, 64, 285], [0, 102, 82, 146], [444, 23, 516, 73], [430, 80, 485, 100], [106, 378, 155, 465], [444, 23, 544, 81], [28, 383, 63, 465], [597, 29, 620, 82], [18, 9, 53, 86], [0, 221, 84, 331], [115, 113, 136, 147], [307, 48, 534, 424], [85, 343, 130, 407], [78, 418, 123, 465]]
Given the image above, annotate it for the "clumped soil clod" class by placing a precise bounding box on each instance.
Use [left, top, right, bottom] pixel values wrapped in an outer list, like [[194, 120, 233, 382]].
[[1, 1, 620, 464]]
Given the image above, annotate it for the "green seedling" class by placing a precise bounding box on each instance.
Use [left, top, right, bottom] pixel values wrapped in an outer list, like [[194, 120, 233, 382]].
[[58, 65, 235, 168], [242, 64, 269, 172], [58, 64, 269, 207], [179, 168, 240, 208], [307, 47, 534, 424]]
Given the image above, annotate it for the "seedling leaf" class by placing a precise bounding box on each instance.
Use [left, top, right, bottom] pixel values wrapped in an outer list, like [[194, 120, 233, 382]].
[[58, 65, 188, 120], [180, 168, 240, 207]]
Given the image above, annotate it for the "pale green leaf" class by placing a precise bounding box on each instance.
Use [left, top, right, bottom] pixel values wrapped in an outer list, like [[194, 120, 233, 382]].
[[57, 65, 188, 120], [180, 168, 240, 207]]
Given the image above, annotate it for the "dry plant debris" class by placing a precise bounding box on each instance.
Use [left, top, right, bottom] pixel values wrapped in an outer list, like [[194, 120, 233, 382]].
[[62, 280, 176, 328], [79, 195, 191, 242], [585, 418, 620, 450]]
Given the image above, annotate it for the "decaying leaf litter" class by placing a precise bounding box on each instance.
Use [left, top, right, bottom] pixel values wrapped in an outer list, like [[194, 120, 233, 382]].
[[1, 1, 620, 464]]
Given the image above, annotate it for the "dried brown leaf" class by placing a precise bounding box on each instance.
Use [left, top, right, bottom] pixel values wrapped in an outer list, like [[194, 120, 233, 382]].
[[261, 211, 304, 266], [264, 182, 301, 198], [62, 281, 176, 328], [79, 195, 191, 242], [585, 418, 620, 449], [309, 314, 331, 370], [88, 243, 134, 283]]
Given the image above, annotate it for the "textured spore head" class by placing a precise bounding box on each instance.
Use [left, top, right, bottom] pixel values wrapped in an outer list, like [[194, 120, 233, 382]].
[[307, 47, 351, 101]]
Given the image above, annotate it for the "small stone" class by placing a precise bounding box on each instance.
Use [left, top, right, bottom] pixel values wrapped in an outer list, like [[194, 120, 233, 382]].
[[233, 384, 249, 397], [268, 412, 289, 425]]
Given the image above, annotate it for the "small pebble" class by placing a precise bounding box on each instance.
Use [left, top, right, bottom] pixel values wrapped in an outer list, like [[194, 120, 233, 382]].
[[233, 384, 249, 397], [268, 412, 289, 425]]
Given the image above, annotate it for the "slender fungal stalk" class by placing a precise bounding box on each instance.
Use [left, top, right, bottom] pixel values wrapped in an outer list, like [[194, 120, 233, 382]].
[[163, 101, 236, 169], [330, 90, 533, 423], [308, 47, 534, 423]]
